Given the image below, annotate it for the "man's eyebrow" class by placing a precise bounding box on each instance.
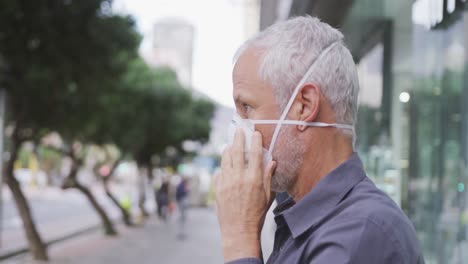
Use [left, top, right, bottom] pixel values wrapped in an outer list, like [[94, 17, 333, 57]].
[[234, 94, 244, 105]]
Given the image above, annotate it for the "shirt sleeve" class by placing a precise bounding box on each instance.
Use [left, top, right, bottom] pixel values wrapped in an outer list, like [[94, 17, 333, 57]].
[[304, 218, 402, 263], [225, 258, 263, 264]]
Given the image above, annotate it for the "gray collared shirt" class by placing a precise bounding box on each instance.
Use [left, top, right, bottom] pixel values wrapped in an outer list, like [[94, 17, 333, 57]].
[[227, 153, 424, 264]]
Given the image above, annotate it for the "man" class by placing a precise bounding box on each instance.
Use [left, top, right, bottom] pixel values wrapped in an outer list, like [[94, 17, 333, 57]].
[[215, 16, 424, 263]]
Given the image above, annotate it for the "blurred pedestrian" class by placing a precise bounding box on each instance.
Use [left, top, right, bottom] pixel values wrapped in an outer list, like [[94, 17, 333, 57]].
[[176, 178, 189, 239], [120, 193, 132, 215], [155, 181, 170, 221]]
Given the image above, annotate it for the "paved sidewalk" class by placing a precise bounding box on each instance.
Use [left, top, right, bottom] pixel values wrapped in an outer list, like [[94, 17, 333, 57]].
[[1, 186, 121, 257], [4, 208, 224, 264]]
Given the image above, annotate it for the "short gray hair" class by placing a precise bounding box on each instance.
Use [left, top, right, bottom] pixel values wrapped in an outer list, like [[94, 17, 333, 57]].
[[234, 16, 359, 133]]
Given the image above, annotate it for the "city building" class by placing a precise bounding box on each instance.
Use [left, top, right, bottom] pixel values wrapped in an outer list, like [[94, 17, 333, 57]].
[[240, 0, 261, 39], [148, 19, 195, 87], [260, 0, 468, 262], [200, 0, 264, 158]]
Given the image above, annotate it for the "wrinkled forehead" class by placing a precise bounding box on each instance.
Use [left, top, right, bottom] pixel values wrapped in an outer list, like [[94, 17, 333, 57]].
[[232, 48, 262, 86], [232, 48, 273, 102]]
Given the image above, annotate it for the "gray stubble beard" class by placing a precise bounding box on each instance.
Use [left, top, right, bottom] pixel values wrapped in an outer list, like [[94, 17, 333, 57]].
[[270, 126, 305, 193]]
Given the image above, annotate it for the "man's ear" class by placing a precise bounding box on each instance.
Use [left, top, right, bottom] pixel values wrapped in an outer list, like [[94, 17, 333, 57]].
[[295, 83, 320, 131]]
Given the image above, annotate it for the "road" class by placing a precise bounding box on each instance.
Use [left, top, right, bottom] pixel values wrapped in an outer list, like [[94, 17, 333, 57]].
[[4, 208, 224, 264], [0, 185, 129, 255]]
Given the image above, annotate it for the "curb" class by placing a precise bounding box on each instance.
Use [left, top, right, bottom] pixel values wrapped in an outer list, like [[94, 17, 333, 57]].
[[0, 223, 102, 261]]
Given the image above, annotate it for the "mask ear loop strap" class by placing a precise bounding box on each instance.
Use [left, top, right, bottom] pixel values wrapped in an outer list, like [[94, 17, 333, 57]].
[[252, 120, 353, 129], [267, 41, 341, 154]]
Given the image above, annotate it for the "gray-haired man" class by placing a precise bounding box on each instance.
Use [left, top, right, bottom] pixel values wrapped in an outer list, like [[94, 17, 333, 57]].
[[215, 16, 424, 264]]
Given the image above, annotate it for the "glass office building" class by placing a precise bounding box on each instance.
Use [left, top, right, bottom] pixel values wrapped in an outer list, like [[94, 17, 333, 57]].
[[261, 0, 468, 262], [344, 2, 468, 263]]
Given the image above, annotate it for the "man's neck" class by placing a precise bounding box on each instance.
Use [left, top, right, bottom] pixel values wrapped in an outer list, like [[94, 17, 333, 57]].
[[288, 134, 353, 202]]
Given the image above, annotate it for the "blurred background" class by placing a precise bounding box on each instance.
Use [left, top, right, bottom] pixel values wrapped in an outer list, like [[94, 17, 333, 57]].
[[0, 0, 467, 264]]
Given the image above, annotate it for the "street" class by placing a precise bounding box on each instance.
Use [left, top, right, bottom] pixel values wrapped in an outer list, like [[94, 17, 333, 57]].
[[1, 185, 122, 256], [4, 208, 223, 264]]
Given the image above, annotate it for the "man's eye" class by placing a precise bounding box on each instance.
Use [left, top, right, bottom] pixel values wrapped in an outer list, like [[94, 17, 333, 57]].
[[242, 103, 252, 112]]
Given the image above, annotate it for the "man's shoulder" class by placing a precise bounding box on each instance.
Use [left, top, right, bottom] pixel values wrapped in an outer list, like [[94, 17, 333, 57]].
[[309, 177, 423, 262], [344, 177, 410, 225], [333, 177, 416, 239]]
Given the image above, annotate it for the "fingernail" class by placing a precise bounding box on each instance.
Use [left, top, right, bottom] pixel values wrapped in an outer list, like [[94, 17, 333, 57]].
[[272, 161, 277, 169]]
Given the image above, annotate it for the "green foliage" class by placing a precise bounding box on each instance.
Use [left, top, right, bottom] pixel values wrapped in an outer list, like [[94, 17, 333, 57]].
[[37, 145, 62, 171], [0, 0, 214, 168], [117, 64, 215, 165], [188, 98, 216, 143], [0, 0, 141, 142], [86, 58, 215, 165], [17, 148, 32, 168]]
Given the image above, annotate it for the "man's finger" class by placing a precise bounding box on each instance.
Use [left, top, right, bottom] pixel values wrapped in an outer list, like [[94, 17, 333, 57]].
[[221, 146, 232, 171], [213, 171, 221, 189], [232, 128, 245, 171], [248, 131, 263, 173]]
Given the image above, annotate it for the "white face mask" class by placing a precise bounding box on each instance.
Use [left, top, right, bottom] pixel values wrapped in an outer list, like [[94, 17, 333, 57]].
[[228, 41, 355, 165], [228, 113, 273, 165]]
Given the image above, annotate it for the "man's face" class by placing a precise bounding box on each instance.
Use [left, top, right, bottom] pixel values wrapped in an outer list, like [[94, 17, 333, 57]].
[[232, 48, 279, 145], [232, 48, 306, 192]]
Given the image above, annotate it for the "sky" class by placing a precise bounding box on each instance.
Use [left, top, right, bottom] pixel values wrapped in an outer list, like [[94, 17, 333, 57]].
[[114, 0, 249, 107]]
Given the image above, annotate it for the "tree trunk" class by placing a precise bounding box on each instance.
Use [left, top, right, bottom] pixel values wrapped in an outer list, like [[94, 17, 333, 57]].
[[100, 159, 132, 226], [103, 180, 132, 226], [62, 154, 117, 236], [5, 137, 48, 260], [45, 171, 54, 187], [147, 163, 154, 181], [138, 166, 149, 218], [73, 181, 117, 236]]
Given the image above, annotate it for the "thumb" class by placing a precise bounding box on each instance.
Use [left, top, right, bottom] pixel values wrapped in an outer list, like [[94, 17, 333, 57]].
[[263, 160, 277, 200]]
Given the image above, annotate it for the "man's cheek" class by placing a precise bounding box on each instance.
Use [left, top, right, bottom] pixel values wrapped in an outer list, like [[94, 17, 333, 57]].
[[255, 125, 274, 149]]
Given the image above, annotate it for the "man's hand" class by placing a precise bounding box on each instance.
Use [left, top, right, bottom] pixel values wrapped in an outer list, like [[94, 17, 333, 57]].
[[215, 129, 277, 262]]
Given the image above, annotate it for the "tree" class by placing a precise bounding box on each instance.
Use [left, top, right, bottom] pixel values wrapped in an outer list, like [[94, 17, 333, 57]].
[[85, 58, 160, 218], [92, 146, 132, 226], [92, 59, 215, 217], [0, 0, 140, 259], [129, 69, 215, 216]]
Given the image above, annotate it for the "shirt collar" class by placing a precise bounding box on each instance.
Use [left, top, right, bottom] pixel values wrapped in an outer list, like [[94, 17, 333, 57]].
[[275, 152, 366, 239]]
